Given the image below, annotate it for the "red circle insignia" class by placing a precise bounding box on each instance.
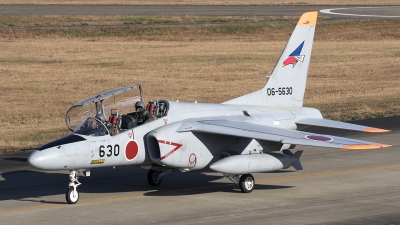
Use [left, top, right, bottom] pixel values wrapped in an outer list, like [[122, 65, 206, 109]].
[[125, 140, 139, 161]]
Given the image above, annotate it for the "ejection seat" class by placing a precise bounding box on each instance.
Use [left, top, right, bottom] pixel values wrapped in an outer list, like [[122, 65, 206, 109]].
[[108, 115, 118, 135]]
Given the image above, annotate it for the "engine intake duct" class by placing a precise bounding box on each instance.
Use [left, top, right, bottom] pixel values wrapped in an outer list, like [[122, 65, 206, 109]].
[[147, 134, 162, 165]]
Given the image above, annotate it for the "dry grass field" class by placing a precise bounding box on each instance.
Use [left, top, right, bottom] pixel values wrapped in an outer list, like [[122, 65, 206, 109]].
[[0, 15, 305, 27], [0, 0, 399, 5], [0, 17, 399, 151]]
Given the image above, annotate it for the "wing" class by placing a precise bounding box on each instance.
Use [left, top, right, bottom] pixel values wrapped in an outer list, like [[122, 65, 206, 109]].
[[176, 120, 391, 150], [295, 118, 390, 133]]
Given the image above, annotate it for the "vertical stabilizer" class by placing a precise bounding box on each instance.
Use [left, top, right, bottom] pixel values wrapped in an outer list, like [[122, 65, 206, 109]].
[[223, 11, 318, 107]]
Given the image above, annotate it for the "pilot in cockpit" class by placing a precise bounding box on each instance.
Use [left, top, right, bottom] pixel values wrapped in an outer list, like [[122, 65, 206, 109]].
[[135, 101, 152, 125]]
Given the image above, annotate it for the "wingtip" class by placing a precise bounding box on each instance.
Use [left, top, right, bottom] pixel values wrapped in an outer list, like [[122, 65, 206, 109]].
[[342, 144, 392, 150], [362, 128, 390, 133]]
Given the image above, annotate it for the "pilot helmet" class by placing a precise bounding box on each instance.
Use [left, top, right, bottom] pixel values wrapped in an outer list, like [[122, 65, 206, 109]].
[[135, 101, 145, 111], [95, 113, 106, 123]]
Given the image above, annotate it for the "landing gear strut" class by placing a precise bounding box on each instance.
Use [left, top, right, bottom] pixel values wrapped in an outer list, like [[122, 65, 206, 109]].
[[225, 173, 255, 193], [147, 169, 172, 186], [66, 170, 81, 204]]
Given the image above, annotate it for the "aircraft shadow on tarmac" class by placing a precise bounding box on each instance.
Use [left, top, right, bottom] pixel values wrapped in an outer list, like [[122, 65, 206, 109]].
[[142, 170, 294, 197], [0, 166, 294, 203], [3, 157, 28, 162], [143, 183, 294, 197], [0, 170, 69, 202]]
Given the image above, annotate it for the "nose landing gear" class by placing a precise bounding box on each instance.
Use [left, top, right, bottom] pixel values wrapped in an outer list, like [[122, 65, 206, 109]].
[[66, 170, 81, 204]]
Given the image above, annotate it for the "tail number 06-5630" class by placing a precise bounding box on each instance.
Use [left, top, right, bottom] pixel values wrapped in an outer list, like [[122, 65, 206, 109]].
[[267, 87, 293, 96], [99, 145, 120, 157]]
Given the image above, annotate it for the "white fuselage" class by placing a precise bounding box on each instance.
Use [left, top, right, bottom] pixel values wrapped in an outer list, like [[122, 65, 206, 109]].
[[28, 101, 322, 171]]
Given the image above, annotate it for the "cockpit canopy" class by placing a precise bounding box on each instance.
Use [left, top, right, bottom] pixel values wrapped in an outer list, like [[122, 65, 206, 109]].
[[66, 84, 143, 131]]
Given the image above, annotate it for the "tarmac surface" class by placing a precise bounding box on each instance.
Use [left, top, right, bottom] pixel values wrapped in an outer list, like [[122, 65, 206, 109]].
[[0, 116, 399, 224], [0, 5, 399, 20]]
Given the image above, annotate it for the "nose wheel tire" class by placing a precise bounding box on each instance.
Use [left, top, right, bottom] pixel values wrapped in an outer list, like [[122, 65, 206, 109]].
[[66, 187, 79, 204], [147, 170, 163, 186], [239, 174, 255, 193]]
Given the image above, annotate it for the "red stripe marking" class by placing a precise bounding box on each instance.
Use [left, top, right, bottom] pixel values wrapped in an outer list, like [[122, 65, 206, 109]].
[[158, 140, 183, 160]]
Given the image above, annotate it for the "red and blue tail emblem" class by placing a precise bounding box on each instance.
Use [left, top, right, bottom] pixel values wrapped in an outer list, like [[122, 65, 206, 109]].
[[282, 41, 305, 68]]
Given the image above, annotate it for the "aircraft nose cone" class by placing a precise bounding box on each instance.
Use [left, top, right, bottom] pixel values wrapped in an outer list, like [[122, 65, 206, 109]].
[[28, 150, 45, 169]]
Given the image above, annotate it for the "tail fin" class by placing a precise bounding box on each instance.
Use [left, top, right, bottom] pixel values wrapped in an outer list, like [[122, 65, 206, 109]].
[[283, 150, 304, 171], [223, 11, 318, 107]]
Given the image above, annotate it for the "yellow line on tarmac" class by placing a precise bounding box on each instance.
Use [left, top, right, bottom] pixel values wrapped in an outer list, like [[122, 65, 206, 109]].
[[0, 204, 65, 214], [257, 163, 400, 184], [1, 163, 400, 215]]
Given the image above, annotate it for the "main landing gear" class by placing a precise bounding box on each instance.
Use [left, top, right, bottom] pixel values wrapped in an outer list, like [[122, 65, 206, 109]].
[[66, 170, 81, 204], [147, 169, 173, 186], [225, 173, 255, 193]]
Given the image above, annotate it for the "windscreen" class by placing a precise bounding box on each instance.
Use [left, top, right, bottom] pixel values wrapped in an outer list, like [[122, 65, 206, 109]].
[[73, 118, 108, 136]]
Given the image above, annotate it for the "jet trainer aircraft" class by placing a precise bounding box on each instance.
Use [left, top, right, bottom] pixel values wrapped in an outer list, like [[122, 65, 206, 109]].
[[28, 11, 391, 204]]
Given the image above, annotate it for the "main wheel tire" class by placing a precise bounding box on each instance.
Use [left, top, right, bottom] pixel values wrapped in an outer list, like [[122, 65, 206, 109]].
[[66, 187, 79, 204], [239, 174, 255, 193], [147, 170, 163, 186]]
